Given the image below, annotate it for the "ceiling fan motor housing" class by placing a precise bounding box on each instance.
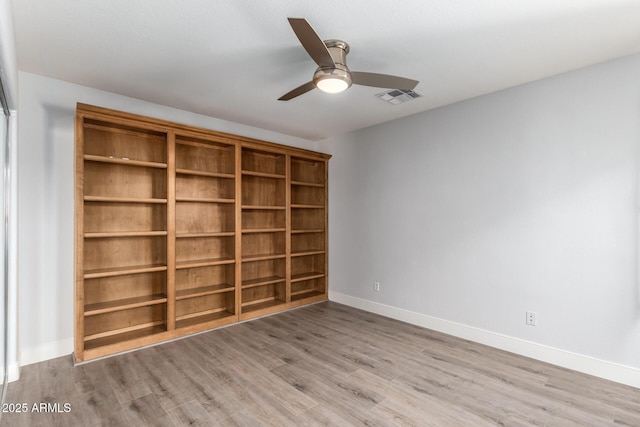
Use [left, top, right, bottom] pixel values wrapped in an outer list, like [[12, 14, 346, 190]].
[[324, 39, 350, 64], [313, 39, 353, 90]]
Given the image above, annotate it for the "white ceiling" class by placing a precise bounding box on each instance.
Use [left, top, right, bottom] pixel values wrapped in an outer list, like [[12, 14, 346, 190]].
[[12, 0, 640, 140]]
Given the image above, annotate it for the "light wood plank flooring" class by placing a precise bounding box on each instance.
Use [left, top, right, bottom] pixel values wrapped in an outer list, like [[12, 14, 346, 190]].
[[2, 301, 639, 426]]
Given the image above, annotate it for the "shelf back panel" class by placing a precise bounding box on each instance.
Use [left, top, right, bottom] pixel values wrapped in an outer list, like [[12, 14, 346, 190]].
[[176, 138, 235, 174], [84, 304, 166, 338], [291, 208, 325, 230], [291, 185, 324, 206], [175, 236, 235, 263], [291, 277, 325, 295], [84, 162, 167, 199], [291, 232, 325, 253], [176, 293, 235, 318], [291, 157, 325, 184], [84, 120, 167, 163], [242, 149, 285, 175], [175, 202, 235, 234], [84, 272, 166, 306], [241, 176, 285, 207], [84, 202, 167, 233], [176, 174, 234, 200], [83, 236, 167, 271], [241, 232, 286, 257], [241, 258, 286, 283], [241, 282, 286, 306], [241, 209, 285, 230], [291, 253, 325, 276], [175, 264, 234, 293]]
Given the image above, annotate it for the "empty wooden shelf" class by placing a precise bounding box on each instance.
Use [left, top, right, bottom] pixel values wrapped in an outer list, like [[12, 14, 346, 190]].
[[75, 104, 330, 361]]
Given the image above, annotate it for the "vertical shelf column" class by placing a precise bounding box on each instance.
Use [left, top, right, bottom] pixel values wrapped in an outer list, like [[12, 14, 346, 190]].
[[173, 135, 237, 331], [240, 148, 287, 319], [166, 131, 176, 331], [77, 116, 170, 361], [285, 154, 292, 303], [235, 144, 242, 317], [74, 113, 86, 360], [289, 156, 328, 303]]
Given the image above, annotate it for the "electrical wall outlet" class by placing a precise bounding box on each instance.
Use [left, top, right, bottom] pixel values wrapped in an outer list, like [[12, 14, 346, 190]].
[[526, 311, 536, 326], [373, 281, 380, 292]]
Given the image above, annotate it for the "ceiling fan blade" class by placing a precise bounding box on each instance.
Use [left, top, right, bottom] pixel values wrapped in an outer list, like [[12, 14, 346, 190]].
[[351, 71, 419, 90], [287, 18, 335, 68], [278, 81, 316, 101]]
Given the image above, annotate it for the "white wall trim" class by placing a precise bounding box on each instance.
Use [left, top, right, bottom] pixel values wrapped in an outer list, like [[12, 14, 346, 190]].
[[19, 338, 73, 367], [329, 291, 640, 389], [7, 361, 18, 382], [6, 111, 18, 383]]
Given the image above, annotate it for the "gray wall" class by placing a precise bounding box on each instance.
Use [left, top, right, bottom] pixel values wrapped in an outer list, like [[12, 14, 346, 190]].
[[319, 53, 640, 381]]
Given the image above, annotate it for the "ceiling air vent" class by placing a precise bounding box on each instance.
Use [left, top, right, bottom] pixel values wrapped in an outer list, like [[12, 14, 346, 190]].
[[375, 89, 422, 105]]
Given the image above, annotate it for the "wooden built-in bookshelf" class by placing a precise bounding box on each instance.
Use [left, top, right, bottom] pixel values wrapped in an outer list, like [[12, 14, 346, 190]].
[[75, 104, 330, 361]]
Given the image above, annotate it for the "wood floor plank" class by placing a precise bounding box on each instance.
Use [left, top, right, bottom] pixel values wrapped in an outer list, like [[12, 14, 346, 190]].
[[179, 339, 303, 427], [132, 346, 197, 412], [175, 339, 238, 386], [204, 338, 318, 417], [4, 301, 640, 427], [398, 350, 568, 425], [123, 394, 174, 427], [218, 410, 264, 427], [102, 353, 151, 405], [212, 328, 287, 371], [420, 343, 622, 424], [263, 341, 352, 382], [211, 372, 302, 427], [166, 400, 219, 427], [224, 322, 280, 349], [78, 385, 131, 427], [159, 342, 244, 420], [4, 362, 40, 404], [422, 340, 550, 389], [270, 363, 395, 426], [298, 403, 372, 426], [350, 368, 465, 427], [39, 356, 77, 401], [269, 329, 364, 375], [71, 358, 108, 395], [271, 361, 384, 411]]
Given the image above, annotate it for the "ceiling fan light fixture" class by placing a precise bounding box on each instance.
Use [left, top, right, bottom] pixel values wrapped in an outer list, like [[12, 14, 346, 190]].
[[316, 77, 349, 93], [313, 67, 352, 94]]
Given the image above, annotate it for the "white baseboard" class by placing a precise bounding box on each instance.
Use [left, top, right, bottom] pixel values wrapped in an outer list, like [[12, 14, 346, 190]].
[[20, 338, 73, 367], [329, 291, 640, 389], [7, 362, 19, 382]]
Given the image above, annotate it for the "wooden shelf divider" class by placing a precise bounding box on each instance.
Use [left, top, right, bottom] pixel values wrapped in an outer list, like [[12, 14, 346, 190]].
[[84, 264, 168, 279], [84, 231, 168, 238], [241, 170, 286, 179], [175, 258, 235, 270], [176, 197, 235, 204], [291, 181, 325, 188], [84, 196, 168, 204], [176, 169, 234, 179], [84, 294, 167, 316], [175, 283, 235, 300], [84, 154, 167, 169]]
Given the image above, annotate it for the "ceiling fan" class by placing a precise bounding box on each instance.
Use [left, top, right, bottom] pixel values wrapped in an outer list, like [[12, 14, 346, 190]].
[[278, 18, 419, 101]]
